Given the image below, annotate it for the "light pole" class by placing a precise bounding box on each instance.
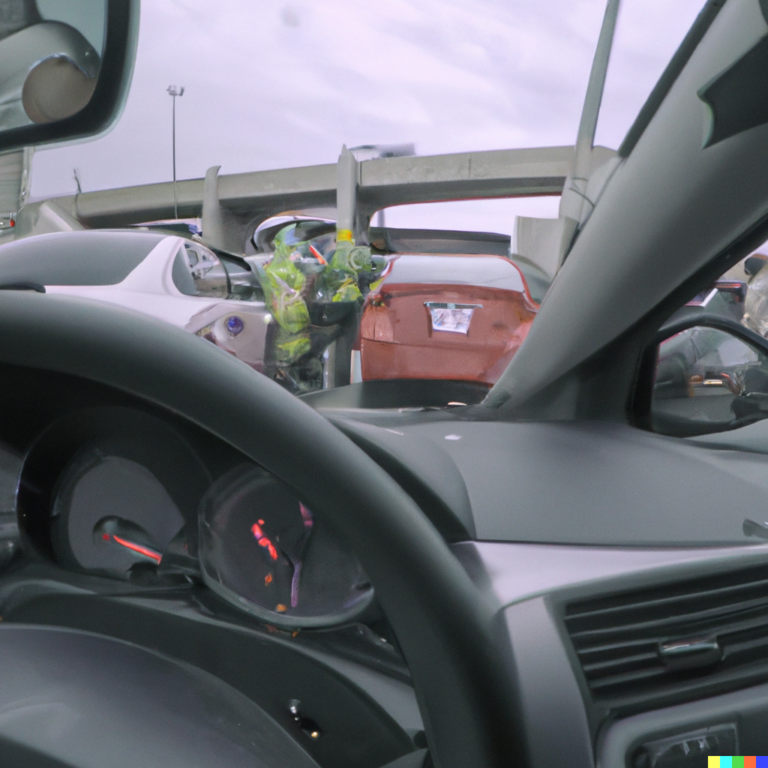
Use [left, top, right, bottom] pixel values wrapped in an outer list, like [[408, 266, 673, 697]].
[[167, 85, 185, 219]]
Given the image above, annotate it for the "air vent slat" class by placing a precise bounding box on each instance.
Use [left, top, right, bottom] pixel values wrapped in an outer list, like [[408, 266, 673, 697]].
[[582, 650, 659, 675], [570, 599, 768, 645], [577, 612, 768, 660], [722, 630, 768, 662], [586, 664, 669, 692], [568, 577, 768, 623], [565, 562, 768, 704], [578, 639, 657, 662]]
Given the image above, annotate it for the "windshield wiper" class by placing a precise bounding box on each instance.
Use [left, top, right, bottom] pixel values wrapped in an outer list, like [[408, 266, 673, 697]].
[[0, 282, 45, 293]]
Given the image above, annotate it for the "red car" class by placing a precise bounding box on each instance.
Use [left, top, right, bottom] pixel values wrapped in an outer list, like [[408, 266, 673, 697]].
[[359, 253, 538, 386], [250, 218, 542, 391]]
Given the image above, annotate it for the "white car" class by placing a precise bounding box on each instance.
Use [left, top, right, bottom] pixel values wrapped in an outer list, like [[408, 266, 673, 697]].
[[0, 229, 271, 371]]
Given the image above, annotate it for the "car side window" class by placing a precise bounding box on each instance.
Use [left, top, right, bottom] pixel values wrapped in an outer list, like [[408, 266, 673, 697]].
[[0, 231, 162, 287], [171, 243, 230, 298], [171, 249, 197, 296], [648, 255, 768, 436], [185, 243, 229, 298], [219, 256, 263, 302]]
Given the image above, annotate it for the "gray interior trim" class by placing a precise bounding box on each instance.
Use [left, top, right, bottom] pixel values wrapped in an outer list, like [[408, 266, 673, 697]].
[[455, 541, 768, 609], [597, 680, 768, 768], [506, 598, 594, 768], [618, 0, 727, 157]]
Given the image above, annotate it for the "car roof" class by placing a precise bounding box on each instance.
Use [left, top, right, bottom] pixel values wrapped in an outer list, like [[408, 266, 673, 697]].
[[0, 230, 168, 287]]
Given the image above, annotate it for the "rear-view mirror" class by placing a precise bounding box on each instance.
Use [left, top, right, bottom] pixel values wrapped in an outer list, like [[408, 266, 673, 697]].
[[0, 0, 138, 153]]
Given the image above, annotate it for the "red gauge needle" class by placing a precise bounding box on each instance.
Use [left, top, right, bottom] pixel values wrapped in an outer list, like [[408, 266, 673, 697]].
[[105, 534, 162, 563], [250, 522, 278, 561]]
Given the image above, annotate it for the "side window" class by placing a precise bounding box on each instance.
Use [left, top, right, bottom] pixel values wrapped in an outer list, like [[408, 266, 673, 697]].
[[220, 256, 263, 302], [0, 231, 162, 287], [171, 249, 196, 296], [648, 252, 768, 436], [185, 244, 229, 297], [171, 243, 230, 298]]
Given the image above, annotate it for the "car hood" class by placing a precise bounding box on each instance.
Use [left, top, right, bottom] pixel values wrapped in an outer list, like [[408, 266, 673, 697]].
[[487, 0, 768, 411]]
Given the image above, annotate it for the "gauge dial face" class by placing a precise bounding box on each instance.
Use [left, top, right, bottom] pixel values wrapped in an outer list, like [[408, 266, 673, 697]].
[[200, 465, 373, 627], [51, 450, 185, 578]]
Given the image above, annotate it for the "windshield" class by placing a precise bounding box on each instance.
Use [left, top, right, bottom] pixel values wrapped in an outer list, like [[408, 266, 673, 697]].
[[30, 0, 705, 195], [7, 1, 716, 404]]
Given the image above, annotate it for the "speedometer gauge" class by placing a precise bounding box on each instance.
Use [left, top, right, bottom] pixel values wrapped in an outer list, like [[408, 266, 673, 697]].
[[199, 465, 373, 628], [50, 449, 185, 579]]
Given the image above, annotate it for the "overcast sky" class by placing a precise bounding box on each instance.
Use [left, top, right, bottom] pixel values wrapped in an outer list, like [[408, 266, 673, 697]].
[[30, 0, 705, 234]]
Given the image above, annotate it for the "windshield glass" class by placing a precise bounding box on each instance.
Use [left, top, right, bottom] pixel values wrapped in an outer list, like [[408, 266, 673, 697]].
[[14, 1, 714, 404], [30, 0, 704, 195]]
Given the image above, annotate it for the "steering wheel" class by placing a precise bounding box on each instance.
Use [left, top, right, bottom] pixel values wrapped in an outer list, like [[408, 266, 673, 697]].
[[0, 292, 524, 768]]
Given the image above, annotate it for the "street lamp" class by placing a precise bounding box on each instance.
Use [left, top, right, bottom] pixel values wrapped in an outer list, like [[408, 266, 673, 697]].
[[167, 85, 185, 219]]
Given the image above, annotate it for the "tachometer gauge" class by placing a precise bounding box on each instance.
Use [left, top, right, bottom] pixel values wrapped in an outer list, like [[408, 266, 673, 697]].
[[199, 465, 373, 628], [50, 449, 185, 579]]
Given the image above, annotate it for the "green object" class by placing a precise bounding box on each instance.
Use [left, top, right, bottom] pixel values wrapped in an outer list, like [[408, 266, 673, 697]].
[[253, 224, 380, 376], [330, 241, 374, 274], [254, 228, 310, 337], [314, 239, 376, 304], [331, 276, 362, 303], [275, 333, 311, 364]]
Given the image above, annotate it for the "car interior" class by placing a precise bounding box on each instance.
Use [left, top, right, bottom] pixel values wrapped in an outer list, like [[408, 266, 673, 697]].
[[2, 1, 768, 768]]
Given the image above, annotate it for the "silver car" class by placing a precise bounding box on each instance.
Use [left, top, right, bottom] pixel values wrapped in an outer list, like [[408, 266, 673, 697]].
[[0, 229, 270, 371]]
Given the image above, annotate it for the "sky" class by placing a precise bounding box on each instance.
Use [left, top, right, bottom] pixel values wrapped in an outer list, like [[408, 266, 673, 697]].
[[29, 0, 705, 235]]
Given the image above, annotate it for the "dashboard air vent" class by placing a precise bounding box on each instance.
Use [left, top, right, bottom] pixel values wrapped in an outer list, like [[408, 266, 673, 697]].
[[564, 563, 768, 703]]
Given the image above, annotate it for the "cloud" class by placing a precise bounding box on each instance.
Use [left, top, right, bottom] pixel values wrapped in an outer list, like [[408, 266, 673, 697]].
[[30, 0, 704, 218]]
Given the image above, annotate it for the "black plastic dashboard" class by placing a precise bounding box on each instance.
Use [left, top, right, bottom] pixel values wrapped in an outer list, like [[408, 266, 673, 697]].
[[0, 364, 423, 768], [318, 407, 768, 548], [308, 399, 768, 767], [7, 358, 768, 767]]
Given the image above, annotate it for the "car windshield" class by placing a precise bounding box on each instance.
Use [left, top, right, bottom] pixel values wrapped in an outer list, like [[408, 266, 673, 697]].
[[9, 0, 732, 404]]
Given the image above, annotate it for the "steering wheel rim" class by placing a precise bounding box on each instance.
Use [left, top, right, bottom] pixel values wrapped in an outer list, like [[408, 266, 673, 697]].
[[0, 292, 525, 768]]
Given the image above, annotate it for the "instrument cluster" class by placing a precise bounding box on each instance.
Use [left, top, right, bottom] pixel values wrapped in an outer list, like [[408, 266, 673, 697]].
[[13, 403, 374, 629]]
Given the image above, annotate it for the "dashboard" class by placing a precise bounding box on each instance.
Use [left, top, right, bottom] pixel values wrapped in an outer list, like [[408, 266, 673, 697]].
[[461, 540, 768, 767], [0, 364, 419, 768], [314, 406, 768, 767], [4, 359, 768, 767]]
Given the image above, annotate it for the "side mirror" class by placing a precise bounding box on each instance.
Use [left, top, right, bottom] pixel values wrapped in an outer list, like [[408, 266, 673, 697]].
[[0, 0, 138, 153], [649, 314, 768, 437]]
